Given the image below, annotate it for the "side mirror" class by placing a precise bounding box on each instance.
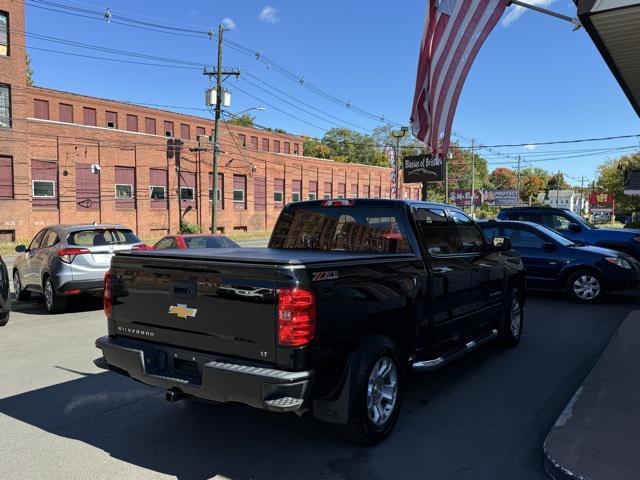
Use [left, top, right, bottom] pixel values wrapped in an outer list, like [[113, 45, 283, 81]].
[[569, 223, 582, 233], [492, 236, 512, 251], [543, 242, 557, 252], [15, 245, 26, 253]]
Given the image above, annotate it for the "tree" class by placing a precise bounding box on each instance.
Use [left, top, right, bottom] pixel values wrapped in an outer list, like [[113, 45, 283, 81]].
[[489, 167, 517, 189], [26, 53, 34, 86], [519, 167, 550, 202], [371, 123, 421, 157], [547, 172, 570, 190], [302, 136, 332, 159], [596, 152, 640, 212], [228, 113, 255, 127], [321, 128, 387, 166]]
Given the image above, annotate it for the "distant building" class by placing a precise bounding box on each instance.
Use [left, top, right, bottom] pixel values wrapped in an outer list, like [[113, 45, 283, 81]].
[[536, 190, 589, 214]]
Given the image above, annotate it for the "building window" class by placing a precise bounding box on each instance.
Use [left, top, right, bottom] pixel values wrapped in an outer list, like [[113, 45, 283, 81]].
[[150, 185, 166, 199], [338, 183, 346, 199], [180, 123, 190, 140], [180, 187, 194, 200], [308, 180, 317, 200], [59, 103, 73, 123], [351, 184, 358, 198], [274, 178, 284, 206], [33, 180, 55, 198], [34, 99, 49, 120], [250, 136, 258, 149], [209, 172, 224, 209], [0, 155, 14, 198], [115, 184, 133, 199], [196, 126, 206, 139], [76, 163, 99, 210], [284, 142, 291, 154], [106, 111, 118, 129], [273, 140, 280, 153], [0, 83, 10, 128], [363, 185, 370, 198], [126, 114, 138, 132], [292, 179, 301, 202], [324, 181, 332, 199], [238, 134, 246, 147], [262, 138, 269, 151], [294, 143, 300, 155], [0, 11, 8, 56], [83, 107, 96, 126], [233, 174, 246, 210], [145, 117, 156, 135], [164, 121, 174, 137], [254, 176, 266, 211]]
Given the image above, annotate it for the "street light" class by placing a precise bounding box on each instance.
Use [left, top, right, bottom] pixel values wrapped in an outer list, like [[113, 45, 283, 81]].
[[391, 127, 409, 199], [236, 106, 266, 115]]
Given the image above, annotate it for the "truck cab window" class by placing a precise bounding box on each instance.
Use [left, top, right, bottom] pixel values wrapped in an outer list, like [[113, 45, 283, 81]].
[[414, 208, 457, 255], [451, 210, 485, 253]]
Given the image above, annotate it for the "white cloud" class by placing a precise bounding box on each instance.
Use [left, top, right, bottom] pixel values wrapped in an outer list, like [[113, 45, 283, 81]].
[[222, 17, 236, 30], [502, 0, 556, 27], [524, 144, 538, 151], [259, 6, 279, 24]]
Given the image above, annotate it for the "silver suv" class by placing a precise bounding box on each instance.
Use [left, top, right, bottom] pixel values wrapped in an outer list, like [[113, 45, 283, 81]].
[[13, 224, 146, 313]]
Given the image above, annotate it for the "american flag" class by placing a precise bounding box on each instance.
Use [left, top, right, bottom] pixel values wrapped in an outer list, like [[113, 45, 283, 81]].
[[410, 0, 509, 158]]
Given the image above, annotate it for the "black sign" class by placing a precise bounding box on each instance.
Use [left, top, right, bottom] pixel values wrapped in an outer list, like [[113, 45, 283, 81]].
[[403, 154, 444, 183], [624, 169, 640, 196]]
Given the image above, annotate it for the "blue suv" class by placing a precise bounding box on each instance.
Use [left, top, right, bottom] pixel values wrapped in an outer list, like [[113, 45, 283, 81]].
[[497, 207, 640, 260]]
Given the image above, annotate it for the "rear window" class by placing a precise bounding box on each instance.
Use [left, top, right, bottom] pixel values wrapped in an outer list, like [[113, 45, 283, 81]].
[[67, 229, 141, 246], [269, 206, 412, 254], [184, 236, 239, 249]]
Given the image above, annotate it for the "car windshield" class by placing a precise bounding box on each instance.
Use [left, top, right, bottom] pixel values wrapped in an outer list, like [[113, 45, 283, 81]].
[[531, 224, 576, 247], [269, 205, 413, 254], [564, 210, 595, 229], [67, 228, 141, 246], [184, 236, 239, 249]]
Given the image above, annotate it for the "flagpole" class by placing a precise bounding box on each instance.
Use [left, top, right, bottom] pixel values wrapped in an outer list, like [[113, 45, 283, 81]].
[[509, 0, 581, 28]]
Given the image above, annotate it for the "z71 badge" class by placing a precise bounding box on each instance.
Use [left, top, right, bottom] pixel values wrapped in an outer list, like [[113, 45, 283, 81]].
[[312, 270, 339, 281]]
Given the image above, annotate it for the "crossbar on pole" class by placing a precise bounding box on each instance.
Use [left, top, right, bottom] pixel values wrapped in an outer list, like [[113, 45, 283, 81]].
[[510, 0, 581, 29]]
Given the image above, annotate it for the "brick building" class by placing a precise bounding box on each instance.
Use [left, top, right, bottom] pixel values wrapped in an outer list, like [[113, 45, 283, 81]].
[[0, 0, 420, 242]]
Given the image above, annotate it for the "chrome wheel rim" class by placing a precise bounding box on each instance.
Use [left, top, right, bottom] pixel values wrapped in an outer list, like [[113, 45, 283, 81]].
[[13, 271, 21, 295], [573, 275, 600, 300], [45, 280, 53, 310], [510, 296, 521, 337], [367, 356, 398, 427]]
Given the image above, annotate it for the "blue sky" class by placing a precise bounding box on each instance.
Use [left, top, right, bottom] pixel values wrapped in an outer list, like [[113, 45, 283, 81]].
[[25, 0, 640, 185]]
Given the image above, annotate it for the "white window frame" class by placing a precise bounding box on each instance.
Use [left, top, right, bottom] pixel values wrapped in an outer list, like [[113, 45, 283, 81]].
[[115, 184, 133, 199], [149, 185, 166, 200], [180, 186, 195, 201], [308, 192, 317, 201], [208, 187, 222, 201], [233, 189, 245, 203], [291, 192, 301, 202], [32, 180, 55, 198], [323, 193, 331, 200], [274, 191, 283, 203]]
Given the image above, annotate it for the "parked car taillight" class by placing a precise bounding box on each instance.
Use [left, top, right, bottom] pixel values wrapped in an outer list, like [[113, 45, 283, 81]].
[[104, 271, 113, 319], [277, 287, 316, 347], [131, 244, 154, 251], [58, 248, 91, 263]]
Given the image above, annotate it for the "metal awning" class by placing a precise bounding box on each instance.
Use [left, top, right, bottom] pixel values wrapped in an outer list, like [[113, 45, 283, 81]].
[[577, 0, 640, 116]]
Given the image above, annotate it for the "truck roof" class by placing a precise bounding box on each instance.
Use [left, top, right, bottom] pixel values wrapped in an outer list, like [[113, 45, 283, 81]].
[[290, 198, 464, 212]]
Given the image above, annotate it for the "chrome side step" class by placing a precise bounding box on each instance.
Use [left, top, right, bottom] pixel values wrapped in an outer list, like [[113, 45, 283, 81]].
[[412, 329, 498, 371]]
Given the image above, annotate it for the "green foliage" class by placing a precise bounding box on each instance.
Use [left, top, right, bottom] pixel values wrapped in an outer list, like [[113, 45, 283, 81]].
[[179, 220, 201, 234], [371, 123, 421, 157], [321, 128, 387, 166], [489, 167, 517, 189], [547, 172, 570, 190], [596, 152, 640, 212], [228, 113, 255, 127], [26, 53, 34, 86], [302, 137, 332, 159]]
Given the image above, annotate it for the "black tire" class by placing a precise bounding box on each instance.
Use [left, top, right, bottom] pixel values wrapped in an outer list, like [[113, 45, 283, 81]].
[[0, 312, 8, 327], [43, 276, 67, 314], [566, 270, 604, 304], [499, 288, 524, 348], [13, 270, 31, 301], [336, 336, 404, 446]]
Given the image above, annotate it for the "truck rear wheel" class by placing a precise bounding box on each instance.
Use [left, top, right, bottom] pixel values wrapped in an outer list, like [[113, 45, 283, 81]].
[[337, 336, 404, 445]]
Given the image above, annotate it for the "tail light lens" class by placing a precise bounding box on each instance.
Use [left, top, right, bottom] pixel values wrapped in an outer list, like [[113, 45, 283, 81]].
[[58, 247, 90, 263], [277, 287, 316, 347], [104, 271, 113, 319]]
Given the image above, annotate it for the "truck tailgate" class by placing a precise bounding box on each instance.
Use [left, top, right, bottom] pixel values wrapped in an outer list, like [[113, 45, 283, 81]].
[[110, 253, 278, 363]]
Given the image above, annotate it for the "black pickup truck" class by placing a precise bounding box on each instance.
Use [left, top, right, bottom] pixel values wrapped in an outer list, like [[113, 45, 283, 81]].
[[95, 199, 525, 444]]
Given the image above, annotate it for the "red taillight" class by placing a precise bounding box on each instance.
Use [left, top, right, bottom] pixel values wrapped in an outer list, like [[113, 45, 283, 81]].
[[277, 287, 316, 347], [104, 271, 113, 319], [58, 247, 90, 263], [321, 199, 355, 207], [132, 244, 153, 251]]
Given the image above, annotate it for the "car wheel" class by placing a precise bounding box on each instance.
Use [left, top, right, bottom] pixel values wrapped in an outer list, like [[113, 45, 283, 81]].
[[336, 336, 403, 445], [0, 312, 8, 327], [499, 288, 523, 348], [13, 270, 31, 301], [44, 276, 67, 314], [567, 270, 603, 304]]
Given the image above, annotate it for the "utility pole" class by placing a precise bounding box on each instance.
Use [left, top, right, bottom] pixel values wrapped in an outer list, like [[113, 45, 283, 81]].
[[391, 127, 409, 199], [556, 170, 561, 207], [470, 139, 476, 218], [516, 155, 521, 204], [444, 160, 449, 204], [203, 25, 240, 233]]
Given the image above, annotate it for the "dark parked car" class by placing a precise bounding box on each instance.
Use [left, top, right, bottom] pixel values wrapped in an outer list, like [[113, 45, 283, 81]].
[[0, 255, 10, 326], [153, 234, 239, 250], [96, 199, 525, 444], [497, 207, 640, 260], [480, 220, 640, 303]]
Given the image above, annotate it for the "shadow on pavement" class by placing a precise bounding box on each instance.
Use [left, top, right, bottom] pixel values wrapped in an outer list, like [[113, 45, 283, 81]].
[[1, 292, 639, 479], [9, 294, 103, 316]]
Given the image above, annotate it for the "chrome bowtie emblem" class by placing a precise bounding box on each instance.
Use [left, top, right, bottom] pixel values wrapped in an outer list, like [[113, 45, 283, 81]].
[[168, 304, 198, 319]]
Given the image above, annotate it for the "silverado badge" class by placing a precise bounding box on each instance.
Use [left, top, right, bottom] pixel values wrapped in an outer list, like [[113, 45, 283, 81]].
[[168, 304, 198, 319]]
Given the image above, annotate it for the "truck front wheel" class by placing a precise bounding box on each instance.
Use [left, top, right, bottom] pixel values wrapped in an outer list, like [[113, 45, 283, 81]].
[[337, 336, 404, 445]]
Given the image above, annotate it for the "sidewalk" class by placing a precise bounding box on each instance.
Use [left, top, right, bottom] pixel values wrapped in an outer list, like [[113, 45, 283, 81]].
[[544, 310, 640, 479]]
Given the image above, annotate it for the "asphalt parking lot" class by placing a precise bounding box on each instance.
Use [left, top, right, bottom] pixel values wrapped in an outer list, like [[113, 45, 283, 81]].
[[1, 288, 638, 480]]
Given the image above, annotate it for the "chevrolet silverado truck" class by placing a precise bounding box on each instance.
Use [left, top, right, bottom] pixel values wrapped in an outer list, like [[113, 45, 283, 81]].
[[95, 199, 525, 444]]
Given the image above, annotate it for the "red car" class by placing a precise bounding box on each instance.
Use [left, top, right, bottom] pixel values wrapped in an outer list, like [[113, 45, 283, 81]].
[[152, 234, 240, 250]]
